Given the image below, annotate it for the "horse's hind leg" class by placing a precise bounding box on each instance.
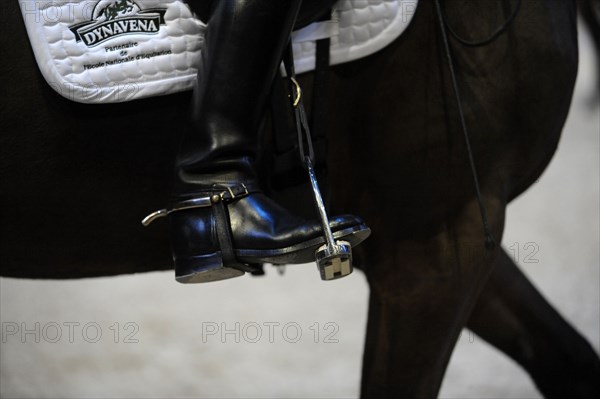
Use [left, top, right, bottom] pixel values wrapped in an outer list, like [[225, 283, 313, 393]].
[[467, 249, 600, 398], [359, 196, 505, 398]]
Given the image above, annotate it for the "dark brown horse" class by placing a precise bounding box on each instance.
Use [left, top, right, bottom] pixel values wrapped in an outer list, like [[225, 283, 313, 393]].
[[1, 0, 598, 397]]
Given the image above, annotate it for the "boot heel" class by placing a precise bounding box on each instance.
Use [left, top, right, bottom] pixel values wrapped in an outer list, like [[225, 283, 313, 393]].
[[175, 252, 245, 283]]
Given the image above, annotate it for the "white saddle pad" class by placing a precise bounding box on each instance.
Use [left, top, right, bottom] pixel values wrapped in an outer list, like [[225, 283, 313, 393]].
[[20, 0, 418, 104]]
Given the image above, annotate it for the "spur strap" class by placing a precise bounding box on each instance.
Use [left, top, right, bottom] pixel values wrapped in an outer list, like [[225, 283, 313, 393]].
[[141, 183, 259, 226], [210, 194, 254, 271]]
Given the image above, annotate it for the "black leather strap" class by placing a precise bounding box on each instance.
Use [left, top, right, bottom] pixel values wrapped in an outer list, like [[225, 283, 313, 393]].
[[211, 196, 243, 269], [310, 21, 331, 145], [206, 182, 258, 202], [173, 183, 259, 209], [210, 184, 261, 271], [142, 183, 260, 226], [188, 183, 261, 270]]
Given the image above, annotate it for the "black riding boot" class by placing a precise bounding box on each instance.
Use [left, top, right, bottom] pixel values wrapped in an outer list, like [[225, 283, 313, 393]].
[[148, 0, 370, 283]]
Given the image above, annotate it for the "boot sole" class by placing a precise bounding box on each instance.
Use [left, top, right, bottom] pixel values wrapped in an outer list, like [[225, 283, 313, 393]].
[[236, 224, 371, 264], [175, 224, 370, 283]]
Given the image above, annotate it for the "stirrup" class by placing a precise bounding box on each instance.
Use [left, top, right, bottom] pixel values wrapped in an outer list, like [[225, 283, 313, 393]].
[[306, 157, 353, 280], [287, 60, 354, 280]]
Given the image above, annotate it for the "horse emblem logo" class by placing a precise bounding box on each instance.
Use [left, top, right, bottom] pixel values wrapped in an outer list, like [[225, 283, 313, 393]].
[[70, 0, 167, 47]]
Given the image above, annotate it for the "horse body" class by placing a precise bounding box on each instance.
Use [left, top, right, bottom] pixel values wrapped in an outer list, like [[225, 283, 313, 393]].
[[1, 0, 598, 397]]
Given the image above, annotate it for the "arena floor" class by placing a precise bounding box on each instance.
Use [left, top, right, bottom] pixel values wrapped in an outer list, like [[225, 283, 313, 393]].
[[1, 22, 598, 399]]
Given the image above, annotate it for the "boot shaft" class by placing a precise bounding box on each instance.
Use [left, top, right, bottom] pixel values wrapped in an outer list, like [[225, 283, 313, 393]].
[[177, 0, 303, 189]]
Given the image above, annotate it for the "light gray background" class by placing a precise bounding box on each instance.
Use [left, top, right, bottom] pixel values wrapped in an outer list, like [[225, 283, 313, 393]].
[[1, 21, 598, 399]]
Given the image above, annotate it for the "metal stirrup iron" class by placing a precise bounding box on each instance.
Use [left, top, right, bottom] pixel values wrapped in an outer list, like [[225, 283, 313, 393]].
[[306, 156, 353, 280], [286, 49, 353, 281]]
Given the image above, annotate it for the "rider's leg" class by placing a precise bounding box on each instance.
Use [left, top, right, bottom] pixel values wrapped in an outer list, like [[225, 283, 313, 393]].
[[165, 0, 369, 283]]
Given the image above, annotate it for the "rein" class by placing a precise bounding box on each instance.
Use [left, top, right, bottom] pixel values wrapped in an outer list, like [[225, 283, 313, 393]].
[[440, 0, 522, 47], [433, 0, 521, 250]]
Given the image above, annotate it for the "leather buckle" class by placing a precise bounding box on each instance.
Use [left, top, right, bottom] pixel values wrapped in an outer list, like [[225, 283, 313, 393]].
[[217, 183, 248, 201]]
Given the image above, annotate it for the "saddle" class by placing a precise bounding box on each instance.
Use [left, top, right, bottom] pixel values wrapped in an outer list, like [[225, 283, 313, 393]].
[[20, 0, 418, 104]]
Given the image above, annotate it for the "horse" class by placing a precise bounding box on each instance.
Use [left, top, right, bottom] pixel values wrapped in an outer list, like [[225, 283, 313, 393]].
[[1, 0, 599, 397], [579, 0, 600, 100]]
